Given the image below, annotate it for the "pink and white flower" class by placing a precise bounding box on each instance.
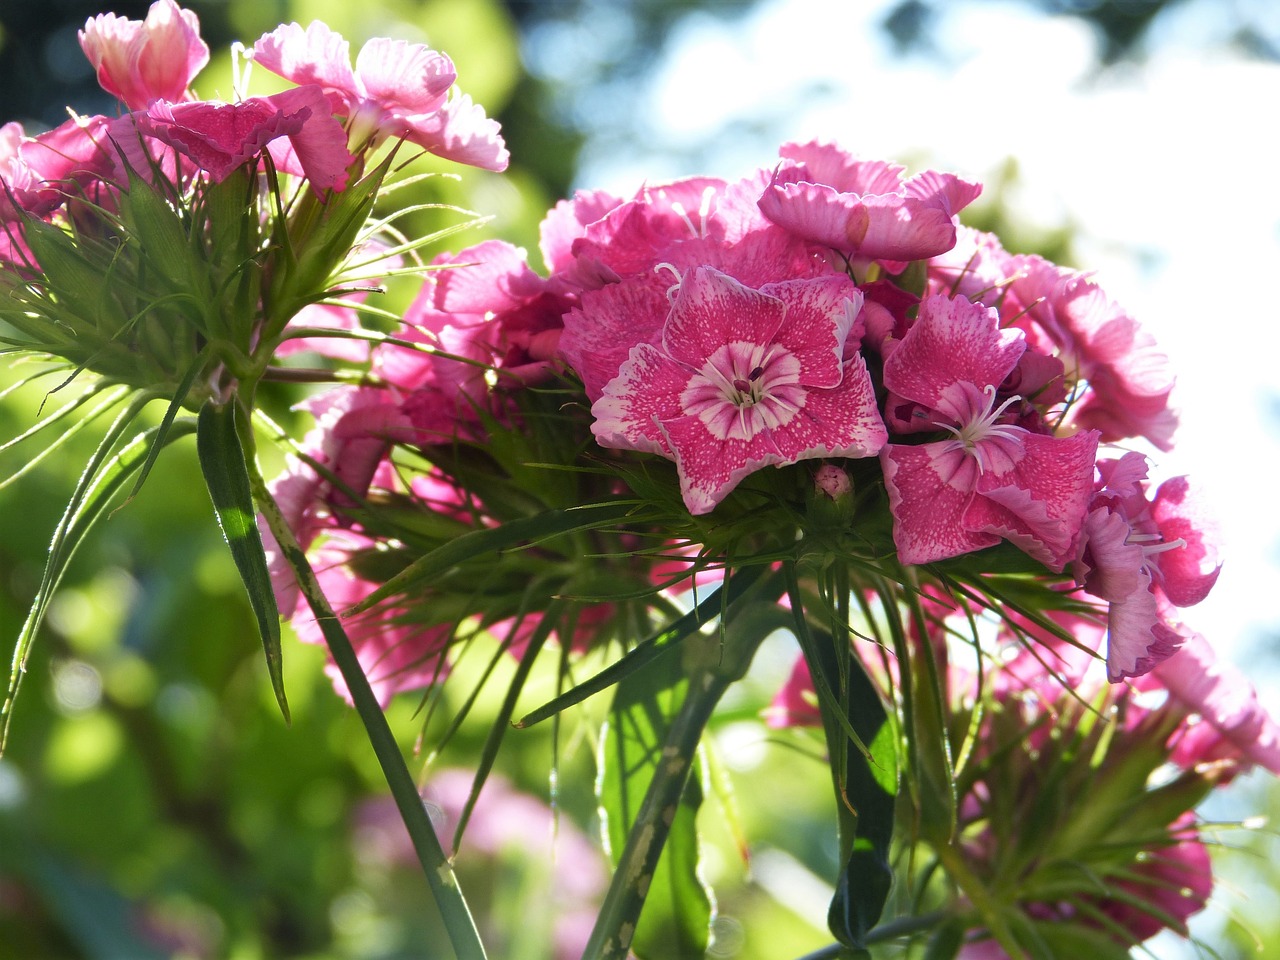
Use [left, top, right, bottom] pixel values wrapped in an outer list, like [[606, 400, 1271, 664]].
[[1074, 452, 1221, 680], [879, 294, 1099, 569], [590, 265, 886, 514]]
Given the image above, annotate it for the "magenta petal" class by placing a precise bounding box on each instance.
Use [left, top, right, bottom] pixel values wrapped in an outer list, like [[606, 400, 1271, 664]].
[[355, 37, 455, 114], [1155, 633, 1280, 775], [1152, 476, 1222, 607], [768, 353, 886, 461], [662, 414, 785, 515], [662, 266, 786, 367], [271, 86, 353, 191], [1106, 575, 1183, 681], [882, 294, 1025, 414], [560, 276, 670, 402], [432, 240, 544, 314], [967, 430, 1100, 572], [590, 343, 686, 455], [401, 92, 509, 172], [757, 175, 868, 251], [760, 275, 862, 388], [881, 442, 999, 564]]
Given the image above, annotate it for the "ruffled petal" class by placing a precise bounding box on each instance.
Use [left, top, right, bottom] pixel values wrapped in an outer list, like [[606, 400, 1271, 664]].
[[882, 293, 1025, 415]]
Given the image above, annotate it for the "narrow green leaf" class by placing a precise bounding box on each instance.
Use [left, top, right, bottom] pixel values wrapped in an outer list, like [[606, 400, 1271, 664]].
[[792, 599, 897, 949], [595, 642, 713, 960], [347, 500, 640, 615], [250, 456, 488, 960], [124, 345, 213, 504], [900, 586, 956, 845], [453, 597, 561, 852], [195, 399, 288, 723], [515, 563, 768, 728]]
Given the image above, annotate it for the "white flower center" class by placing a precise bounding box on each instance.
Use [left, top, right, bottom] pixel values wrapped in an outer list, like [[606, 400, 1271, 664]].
[[680, 341, 806, 441]]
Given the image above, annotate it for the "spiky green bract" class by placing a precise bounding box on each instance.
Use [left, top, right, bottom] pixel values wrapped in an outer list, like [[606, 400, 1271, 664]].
[[196, 399, 287, 721]]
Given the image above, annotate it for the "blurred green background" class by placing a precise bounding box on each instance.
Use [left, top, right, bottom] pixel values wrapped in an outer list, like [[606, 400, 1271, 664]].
[[3, 1, 1279, 957]]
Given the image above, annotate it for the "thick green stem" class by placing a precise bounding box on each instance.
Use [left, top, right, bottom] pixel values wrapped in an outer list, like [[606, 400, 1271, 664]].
[[248, 452, 487, 960], [581, 595, 791, 960]]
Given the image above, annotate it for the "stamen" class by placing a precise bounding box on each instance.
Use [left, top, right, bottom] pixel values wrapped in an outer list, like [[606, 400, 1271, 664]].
[[668, 201, 699, 240], [654, 262, 683, 302]]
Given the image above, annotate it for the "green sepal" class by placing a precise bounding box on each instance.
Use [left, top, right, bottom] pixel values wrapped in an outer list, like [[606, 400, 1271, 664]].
[[515, 562, 768, 728], [116, 164, 211, 329], [195, 399, 288, 723], [263, 152, 393, 338], [346, 499, 639, 616]]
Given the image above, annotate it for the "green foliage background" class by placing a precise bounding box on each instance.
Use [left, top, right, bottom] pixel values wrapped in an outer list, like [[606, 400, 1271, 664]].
[[2, 1, 1279, 958]]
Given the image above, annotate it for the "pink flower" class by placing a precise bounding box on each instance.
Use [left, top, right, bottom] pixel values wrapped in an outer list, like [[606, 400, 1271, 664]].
[[2, 117, 117, 220], [539, 187, 626, 276], [591, 265, 886, 514], [1074, 453, 1222, 681], [251, 21, 508, 170], [1151, 633, 1280, 777], [259, 387, 412, 616], [292, 531, 453, 706], [1013, 258, 1178, 450], [560, 228, 823, 403], [927, 230, 1178, 450], [116, 85, 353, 191], [763, 656, 822, 729], [758, 140, 981, 271], [879, 294, 1099, 569], [79, 0, 209, 111]]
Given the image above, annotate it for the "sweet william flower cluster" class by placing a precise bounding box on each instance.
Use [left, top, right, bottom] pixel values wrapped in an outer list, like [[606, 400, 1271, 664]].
[[3, 3, 1277, 960]]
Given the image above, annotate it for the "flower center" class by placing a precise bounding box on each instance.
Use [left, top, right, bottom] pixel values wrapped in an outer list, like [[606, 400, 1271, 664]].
[[680, 341, 805, 442], [935, 383, 1027, 475]]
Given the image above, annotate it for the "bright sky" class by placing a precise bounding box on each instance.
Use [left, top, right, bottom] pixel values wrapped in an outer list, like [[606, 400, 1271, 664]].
[[556, 0, 1280, 951]]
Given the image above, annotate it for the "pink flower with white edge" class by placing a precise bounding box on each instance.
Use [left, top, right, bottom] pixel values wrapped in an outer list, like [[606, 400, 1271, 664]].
[[879, 294, 1099, 570], [79, 0, 208, 111], [1150, 633, 1280, 778], [115, 85, 353, 191], [1074, 452, 1222, 681], [251, 21, 508, 170], [591, 265, 886, 515], [758, 140, 981, 272]]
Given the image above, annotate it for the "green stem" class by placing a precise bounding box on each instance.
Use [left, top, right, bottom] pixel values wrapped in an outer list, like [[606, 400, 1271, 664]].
[[247, 448, 487, 960], [792, 911, 951, 959], [933, 842, 1025, 959], [581, 593, 791, 960]]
